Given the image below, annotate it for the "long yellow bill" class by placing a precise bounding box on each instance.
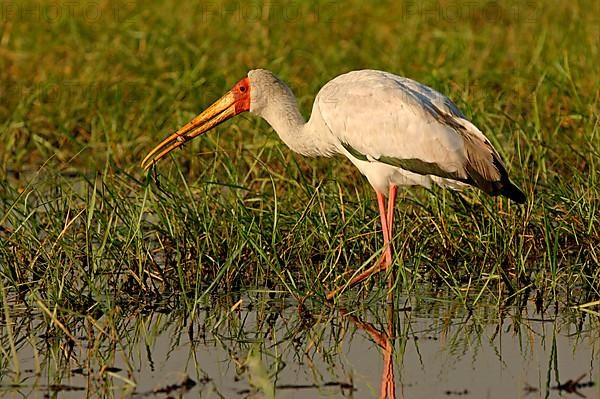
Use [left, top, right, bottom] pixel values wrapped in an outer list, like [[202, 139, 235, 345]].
[[141, 77, 250, 170]]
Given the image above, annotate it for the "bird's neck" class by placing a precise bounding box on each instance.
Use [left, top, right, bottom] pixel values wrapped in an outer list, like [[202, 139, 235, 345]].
[[256, 85, 337, 157]]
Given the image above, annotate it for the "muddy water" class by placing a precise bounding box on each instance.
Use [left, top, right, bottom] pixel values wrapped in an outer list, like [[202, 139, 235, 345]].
[[1, 295, 598, 398]]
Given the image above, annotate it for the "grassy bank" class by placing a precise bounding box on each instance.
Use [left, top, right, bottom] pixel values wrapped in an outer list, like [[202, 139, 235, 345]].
[[0, 0, 598, 320]]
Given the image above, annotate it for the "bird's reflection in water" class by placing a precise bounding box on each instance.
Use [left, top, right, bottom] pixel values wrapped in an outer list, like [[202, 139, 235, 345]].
[[338, 274, 397, 399]]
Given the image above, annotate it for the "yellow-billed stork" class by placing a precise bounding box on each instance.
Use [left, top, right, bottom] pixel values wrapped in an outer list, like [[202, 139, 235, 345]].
[[142, 69, 526, 299]]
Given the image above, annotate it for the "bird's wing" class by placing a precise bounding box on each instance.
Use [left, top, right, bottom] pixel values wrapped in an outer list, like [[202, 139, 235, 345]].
[[388, 74, 466, 119], [316, 70, 509, 193]]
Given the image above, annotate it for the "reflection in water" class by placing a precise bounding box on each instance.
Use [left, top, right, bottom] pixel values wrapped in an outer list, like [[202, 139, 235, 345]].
[[339, 272, 397, 398], [340, 300, 396, 399], [0, 287, 598, 398]]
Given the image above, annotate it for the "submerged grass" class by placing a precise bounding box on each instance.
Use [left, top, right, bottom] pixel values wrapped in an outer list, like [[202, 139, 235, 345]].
[[0, 0, 598, 374]]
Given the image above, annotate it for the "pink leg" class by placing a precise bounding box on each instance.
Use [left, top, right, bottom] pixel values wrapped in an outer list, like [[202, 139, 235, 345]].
[[377, 191, 393, 268], [387, 185, 397, 239], [326, 190, 395, 300], [386, 185, 397, 291]]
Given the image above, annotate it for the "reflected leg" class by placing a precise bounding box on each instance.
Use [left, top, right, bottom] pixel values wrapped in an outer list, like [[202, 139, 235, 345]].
[[381, 269, 396, 398]]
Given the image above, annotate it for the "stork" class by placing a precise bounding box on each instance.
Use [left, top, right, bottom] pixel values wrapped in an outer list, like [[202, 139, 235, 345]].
[[142, 69, 526, 299]]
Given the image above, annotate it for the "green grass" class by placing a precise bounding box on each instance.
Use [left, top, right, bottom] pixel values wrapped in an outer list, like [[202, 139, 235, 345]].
[[0, 0, 598, 364]]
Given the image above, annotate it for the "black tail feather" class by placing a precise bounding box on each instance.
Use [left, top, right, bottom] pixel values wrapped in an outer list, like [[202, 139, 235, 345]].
[[498, 180, 526, 204]]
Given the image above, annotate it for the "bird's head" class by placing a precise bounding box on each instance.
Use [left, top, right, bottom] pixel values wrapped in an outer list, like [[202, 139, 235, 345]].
[[141, 72, 254, 170]]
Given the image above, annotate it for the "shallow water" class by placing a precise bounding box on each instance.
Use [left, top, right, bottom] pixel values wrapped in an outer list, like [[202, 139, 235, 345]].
[[1, 293, 598, 398]]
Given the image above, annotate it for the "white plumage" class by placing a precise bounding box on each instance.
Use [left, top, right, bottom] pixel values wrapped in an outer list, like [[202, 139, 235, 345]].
[[246, 69, 523, 200], [314, 70, 470, 193]]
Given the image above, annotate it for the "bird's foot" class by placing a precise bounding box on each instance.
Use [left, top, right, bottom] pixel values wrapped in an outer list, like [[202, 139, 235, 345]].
[[326, 254, 388, 301]]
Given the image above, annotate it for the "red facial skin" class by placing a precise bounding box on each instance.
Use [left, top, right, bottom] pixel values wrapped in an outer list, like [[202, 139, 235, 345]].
[[232, 77, 251, 114]]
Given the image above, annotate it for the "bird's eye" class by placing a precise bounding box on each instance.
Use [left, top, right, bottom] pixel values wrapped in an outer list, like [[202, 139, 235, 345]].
[[240, 86, 246, 92]]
